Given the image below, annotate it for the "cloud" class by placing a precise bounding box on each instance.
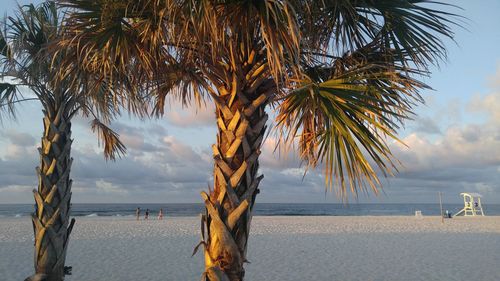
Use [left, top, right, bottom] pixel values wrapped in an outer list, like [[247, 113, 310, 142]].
[[411, 116, 442, 134], [1, 130, 36, 147], [147, 124, 168, 136], [469, 92, 500, 126], [0, 152, 38, 188], [2, 67, 500, 204], [70, 133, 212, 191], [0, 185, 33, 193], [95, 180, 129, 195], [257, 67, 500, 203], [0, 122, 213, 203], [164, 102, 215, 128], [0, 130, 37, 162], [384, 68, 500, 201], [259, 136, 302, 169]]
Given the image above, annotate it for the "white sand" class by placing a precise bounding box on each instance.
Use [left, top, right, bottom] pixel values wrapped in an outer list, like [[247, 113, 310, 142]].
[[1, 216, 499, 281]]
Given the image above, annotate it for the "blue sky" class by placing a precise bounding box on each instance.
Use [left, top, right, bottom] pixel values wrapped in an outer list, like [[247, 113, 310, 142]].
[[1, 1, 499, 204]]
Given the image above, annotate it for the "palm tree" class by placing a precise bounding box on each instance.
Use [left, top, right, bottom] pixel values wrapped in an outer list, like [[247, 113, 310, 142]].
[[58, 1, 459, 280], [0, 2, 130, 280]]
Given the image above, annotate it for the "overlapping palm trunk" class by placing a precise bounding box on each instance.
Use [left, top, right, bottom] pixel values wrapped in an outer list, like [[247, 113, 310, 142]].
[[28, 103, 75, 281], [201, 74, 273, 281]]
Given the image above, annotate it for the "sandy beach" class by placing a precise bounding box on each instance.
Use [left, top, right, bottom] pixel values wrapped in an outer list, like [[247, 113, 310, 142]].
[[1, 216, 499, 281]]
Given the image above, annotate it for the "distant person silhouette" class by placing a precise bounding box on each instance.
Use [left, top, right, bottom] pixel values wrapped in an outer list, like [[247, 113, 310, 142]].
[[158, 208, 164, 220], [135, 207, 141, 221], [145, 209, 150, 220]]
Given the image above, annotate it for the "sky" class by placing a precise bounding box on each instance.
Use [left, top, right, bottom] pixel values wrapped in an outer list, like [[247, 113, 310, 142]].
[[0, 1, 499, 204]]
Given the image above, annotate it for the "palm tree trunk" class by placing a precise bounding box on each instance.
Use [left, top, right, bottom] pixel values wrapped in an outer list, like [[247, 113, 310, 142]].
[[27, 105, 75, 281], [201, 82, 272, 281]]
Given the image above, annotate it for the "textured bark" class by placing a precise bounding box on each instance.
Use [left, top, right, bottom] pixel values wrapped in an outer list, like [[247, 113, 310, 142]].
[[26, 105, 74, 281], [201, 80, 271, 281]]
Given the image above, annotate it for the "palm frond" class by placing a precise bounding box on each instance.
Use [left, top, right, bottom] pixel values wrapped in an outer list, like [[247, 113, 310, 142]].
[[90, 118, 126, 161], [297, 0, 460, 69], [57, 0, 170, 118], [58, 0, 163, 86], [0, 26, 19, 120], [276, 62, 426, 198], [1, 1, 60, 108], [8, 2, 59, 68], [0, 82, 20, 120], [367, 0, 461, 68], [59, 0, 461, 199], [292, 0, 374, 53], [277, 0, 459, 197], [151, 64, 207, 117], [251, 0, 301, 83], [1, 1, 132, 160], [0, 26, 12, 59]]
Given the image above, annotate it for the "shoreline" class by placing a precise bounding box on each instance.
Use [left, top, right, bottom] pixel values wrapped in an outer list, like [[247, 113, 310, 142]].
[[2, 203, 499, 218]]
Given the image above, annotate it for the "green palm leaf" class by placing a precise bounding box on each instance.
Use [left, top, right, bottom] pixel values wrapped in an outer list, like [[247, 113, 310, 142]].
[[277, 61, 428, 197], [59, 0, 460, 198]]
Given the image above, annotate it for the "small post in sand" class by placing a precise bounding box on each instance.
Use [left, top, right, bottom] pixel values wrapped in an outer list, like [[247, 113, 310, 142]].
[[439, 192, 444, 223]]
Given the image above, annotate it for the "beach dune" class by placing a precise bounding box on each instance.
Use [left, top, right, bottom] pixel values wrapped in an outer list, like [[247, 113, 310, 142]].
[[1, 216, 499, 281]]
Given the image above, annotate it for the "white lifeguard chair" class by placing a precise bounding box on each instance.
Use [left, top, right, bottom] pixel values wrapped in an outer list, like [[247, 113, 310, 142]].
[[454, 193, 485, 216]]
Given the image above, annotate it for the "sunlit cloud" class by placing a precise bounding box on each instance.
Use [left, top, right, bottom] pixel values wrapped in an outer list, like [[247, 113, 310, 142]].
[[1, 67, 500, 203]]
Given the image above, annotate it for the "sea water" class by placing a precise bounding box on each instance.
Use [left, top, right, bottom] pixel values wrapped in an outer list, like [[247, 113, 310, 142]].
[[1, 203, 499, 218]]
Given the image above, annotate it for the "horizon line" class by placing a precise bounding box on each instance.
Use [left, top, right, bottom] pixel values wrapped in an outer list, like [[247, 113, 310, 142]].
[[1, 202, 498, 205]]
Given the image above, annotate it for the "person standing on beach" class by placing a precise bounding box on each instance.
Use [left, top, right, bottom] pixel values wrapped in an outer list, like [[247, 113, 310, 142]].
[[135, 207, 141, 221], [145, 209, 150, 220], [158, 208, 164, 220]]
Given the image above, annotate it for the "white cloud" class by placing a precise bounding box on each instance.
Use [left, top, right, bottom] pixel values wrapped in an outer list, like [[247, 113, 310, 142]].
[[120, 133, 145, 151], [381, 67, 500, 201], [1, 130, 36, 147], [469, 92, 500, 125], [1, 185, 32, 193], [281, 168, 306, 178], [95, 180, 128, 194], [164, 102, 215, 128], [411, 116, 442, 134], [2, 67, 500, 204]]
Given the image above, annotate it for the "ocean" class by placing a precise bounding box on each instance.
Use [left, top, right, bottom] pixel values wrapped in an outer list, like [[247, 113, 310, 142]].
[[1, 203, 499, 218]]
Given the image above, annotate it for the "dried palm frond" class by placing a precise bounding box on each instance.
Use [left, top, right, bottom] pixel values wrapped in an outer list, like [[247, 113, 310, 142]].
[[90, 118, 126, 161]]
